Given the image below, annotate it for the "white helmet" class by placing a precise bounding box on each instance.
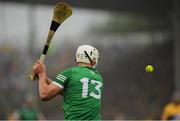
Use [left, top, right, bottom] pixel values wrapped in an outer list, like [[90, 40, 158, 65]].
[[76, 45, 99, 68]]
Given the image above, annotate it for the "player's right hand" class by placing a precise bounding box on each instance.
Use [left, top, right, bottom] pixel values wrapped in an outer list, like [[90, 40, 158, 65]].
[[32, 60, 46, 74]]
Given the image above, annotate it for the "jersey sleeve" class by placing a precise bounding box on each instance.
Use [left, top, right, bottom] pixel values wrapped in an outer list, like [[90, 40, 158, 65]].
[[52, 68, 71, 89]]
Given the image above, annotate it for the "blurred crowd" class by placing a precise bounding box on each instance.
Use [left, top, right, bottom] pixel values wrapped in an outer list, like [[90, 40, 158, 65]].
[[0, 44, 28, 119]]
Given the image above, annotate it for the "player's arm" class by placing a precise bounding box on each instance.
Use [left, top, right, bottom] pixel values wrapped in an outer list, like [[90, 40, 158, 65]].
[[33, 60, 62, 101], [46, 77, 53, 85]]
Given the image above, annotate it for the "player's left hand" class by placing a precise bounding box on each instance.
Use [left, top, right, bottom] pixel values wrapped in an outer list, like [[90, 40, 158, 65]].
[[33, 60, 46, 74]]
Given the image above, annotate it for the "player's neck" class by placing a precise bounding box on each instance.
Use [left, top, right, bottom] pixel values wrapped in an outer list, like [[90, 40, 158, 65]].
[[77, 62, 93, 68]]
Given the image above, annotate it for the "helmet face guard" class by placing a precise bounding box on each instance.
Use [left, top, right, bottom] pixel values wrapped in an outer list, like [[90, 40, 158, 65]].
[[76, 45, 99, 68]]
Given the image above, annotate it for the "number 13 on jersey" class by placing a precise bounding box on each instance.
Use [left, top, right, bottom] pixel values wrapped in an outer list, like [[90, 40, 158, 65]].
[[80, 77, 103, 99]]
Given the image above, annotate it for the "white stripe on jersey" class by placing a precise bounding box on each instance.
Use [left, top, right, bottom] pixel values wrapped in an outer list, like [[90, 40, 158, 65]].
[[56, 74, 67, 82], [52, 81, 64, 89], [56, 77, 65, 82], [58, 74, 67, 79]]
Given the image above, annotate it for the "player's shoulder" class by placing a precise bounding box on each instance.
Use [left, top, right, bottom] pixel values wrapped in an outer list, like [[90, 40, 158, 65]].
[[60, 66, 80, 73], [56, 67, 73, 76], [66, 66, 80, 71], [96, 70, 104, 81], [90, 68, 103, 81]]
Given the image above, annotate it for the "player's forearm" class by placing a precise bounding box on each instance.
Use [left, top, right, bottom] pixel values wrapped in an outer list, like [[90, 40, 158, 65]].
[[38, 72, 49, 100], [46, 77, 53, 85]]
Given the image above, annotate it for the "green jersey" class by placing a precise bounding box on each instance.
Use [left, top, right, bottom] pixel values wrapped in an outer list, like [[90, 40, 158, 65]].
[[18, 106, 39, 120], [53, 66, 104, 120]]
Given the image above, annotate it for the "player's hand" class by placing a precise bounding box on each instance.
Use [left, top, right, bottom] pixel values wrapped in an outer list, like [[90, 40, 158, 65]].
[[33, 60, 46, 74]]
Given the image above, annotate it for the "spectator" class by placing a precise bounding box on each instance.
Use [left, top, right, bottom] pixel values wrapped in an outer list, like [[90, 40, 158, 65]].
[[161, 93, 180, 120], [8, 96, 45, 120]]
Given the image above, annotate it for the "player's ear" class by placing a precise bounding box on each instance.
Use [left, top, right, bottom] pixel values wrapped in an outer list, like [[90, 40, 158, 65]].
[[92, 58, 96, 66]]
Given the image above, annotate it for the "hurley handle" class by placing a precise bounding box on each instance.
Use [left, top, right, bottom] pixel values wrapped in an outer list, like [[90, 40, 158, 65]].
[[28, 54, 46, 81]]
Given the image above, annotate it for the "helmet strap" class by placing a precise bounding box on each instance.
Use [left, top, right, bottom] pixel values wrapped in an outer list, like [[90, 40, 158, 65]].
[[84, 51, 93, 66]]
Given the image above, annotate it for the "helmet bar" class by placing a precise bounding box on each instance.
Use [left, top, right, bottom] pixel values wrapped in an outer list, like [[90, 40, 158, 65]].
[[84, 51, 92, 66]]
